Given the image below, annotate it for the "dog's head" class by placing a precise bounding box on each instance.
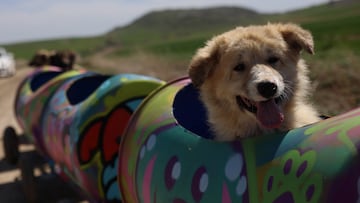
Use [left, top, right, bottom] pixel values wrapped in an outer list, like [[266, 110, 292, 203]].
[[28, 49, 53, 67], [50, 50, 76, 71], [188, 23, 314, 129]]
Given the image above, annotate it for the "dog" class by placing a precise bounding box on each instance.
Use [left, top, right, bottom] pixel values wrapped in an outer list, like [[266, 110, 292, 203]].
[[188, 23, 320, 141], [50, 50, 76, 71], [28, 49, 76, 71], [28, 49, 53, 67]]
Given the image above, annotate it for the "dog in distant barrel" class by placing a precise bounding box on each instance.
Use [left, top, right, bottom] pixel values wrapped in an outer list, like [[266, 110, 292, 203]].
[[28, 49, 76, 71], [188, 23, 320, 141]]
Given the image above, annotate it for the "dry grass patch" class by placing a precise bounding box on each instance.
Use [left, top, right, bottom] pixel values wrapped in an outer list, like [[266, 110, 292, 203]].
[[309, 50, 360, 116]]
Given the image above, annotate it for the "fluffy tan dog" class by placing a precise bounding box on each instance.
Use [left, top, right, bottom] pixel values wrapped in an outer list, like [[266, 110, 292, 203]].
[[188, 23, 320, 141]]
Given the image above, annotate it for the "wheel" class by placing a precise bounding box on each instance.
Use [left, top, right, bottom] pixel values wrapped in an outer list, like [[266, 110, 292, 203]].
[[3, 126, 19, 165], [19, 155, 37, 203]]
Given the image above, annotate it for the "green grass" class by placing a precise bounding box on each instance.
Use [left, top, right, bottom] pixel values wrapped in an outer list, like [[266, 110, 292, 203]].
[[267, 1, 360, 54], [269, 2, 360, 23], [303, 16, 360, 53], [147, 37, 206, 56], [111, 36, 208, 61], [3, 36, 105, 60]]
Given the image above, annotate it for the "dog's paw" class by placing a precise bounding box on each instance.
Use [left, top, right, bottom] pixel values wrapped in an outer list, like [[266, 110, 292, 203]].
[[262, 150, 322, 203]]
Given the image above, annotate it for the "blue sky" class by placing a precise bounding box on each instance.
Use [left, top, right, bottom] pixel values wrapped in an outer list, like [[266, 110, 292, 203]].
[[0, 0, 329, 44]]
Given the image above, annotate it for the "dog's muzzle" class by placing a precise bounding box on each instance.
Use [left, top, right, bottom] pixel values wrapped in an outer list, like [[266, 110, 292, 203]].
[[236, 95, 285, 129]]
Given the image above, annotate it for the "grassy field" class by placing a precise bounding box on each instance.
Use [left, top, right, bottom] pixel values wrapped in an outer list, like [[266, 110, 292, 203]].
[[2, 1, 360, 115], [3, 36, 106, 59]]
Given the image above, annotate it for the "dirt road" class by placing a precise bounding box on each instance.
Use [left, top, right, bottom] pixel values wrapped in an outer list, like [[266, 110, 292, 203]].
[[0, 67, 85, 203], [0, 68, 29, 137]]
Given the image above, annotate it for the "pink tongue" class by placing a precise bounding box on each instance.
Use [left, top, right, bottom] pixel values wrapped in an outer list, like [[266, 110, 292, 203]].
[[256, 99, 284, 129]]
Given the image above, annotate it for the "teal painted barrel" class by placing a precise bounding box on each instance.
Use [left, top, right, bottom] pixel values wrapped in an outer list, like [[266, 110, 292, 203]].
[[41, 73, 164, 202]]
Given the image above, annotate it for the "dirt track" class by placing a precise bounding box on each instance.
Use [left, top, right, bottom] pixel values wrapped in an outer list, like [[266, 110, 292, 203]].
[[0, 67, 86, 203], [0, 68, 28, 137]]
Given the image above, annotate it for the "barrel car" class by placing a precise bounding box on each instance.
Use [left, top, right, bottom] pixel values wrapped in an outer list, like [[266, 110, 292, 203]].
[[4, 67, 360, 203]]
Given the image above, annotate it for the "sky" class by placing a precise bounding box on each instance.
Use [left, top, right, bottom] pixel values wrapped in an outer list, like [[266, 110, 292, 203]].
[[0, 0, 329, 45]]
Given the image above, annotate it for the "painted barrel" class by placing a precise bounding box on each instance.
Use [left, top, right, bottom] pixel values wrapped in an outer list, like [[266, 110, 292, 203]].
[[15, 68, 360, 203], [118, 77, 360, 203], [61, 74, 163, 202], [15, 68, 165, 202], [15, 66, 89, 157]]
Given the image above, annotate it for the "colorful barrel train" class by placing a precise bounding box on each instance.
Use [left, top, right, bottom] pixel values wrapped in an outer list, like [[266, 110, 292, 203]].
[[9, 67, 360, 203]]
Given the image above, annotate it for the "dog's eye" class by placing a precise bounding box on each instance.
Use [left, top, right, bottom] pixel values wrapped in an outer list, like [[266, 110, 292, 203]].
[[267, 57, 279, 64], [233, 63, 246, 72]]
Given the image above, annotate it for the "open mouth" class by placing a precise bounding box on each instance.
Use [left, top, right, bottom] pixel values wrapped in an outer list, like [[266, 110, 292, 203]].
[[236, 95, 285, 129], [236, 96, 283, 113], [236, 96, 257, 114]]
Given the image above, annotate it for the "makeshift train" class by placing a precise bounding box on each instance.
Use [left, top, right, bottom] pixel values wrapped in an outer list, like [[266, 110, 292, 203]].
[[4, 66, 360, 203]]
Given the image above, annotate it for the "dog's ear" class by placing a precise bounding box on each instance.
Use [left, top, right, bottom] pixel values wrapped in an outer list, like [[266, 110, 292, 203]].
[[188, 38, 223, 88], [278, 24, 314, 55]]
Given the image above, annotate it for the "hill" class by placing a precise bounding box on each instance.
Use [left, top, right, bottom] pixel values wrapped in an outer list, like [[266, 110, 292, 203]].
[[268, 1, 360, 53], [3, 2, 360, 59], [106, 7, 264, 45], [103, 7, 265, 59]]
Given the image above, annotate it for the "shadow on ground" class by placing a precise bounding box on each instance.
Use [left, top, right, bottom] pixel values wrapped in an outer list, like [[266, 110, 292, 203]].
[[0, 143, 87, 203]]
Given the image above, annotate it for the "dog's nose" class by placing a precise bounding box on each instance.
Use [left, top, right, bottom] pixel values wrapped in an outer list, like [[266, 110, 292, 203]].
[[257, 82, 277, 99]]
